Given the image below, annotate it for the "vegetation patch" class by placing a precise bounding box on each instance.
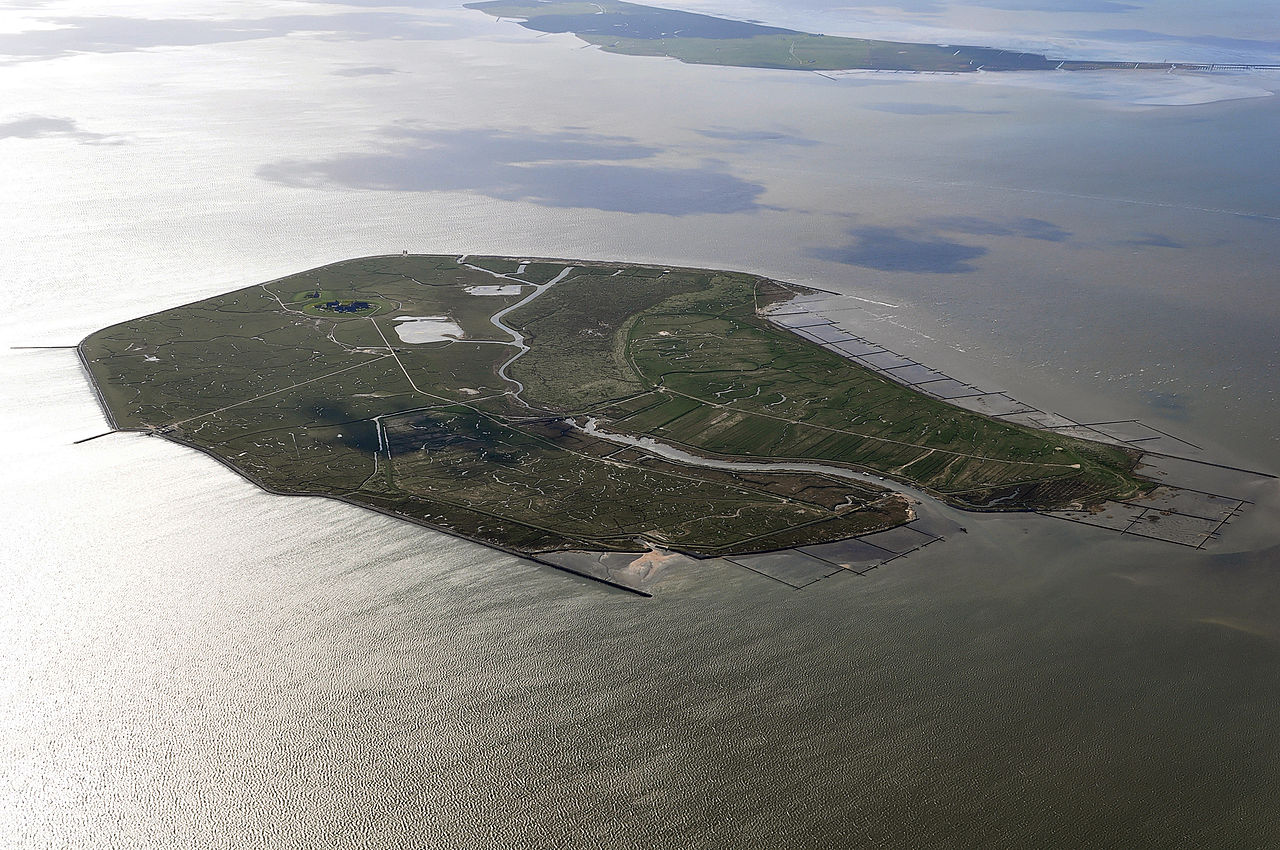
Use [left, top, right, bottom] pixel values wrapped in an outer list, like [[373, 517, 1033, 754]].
[[467, 0, 1188, 73], [81, 253, 1148, 559]]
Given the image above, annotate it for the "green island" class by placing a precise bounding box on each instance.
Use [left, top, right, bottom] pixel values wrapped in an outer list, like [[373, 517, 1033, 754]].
[[465, 0, 1214, 73], [80, 255, 1148, 559]]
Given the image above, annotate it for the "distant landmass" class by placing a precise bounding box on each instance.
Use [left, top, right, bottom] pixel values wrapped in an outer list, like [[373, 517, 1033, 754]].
[[467, 0, 1254, 73], [80, 255, 1147, 567]]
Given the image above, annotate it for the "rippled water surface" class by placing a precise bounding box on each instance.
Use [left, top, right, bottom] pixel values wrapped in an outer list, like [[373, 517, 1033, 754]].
[[2, 0, 1279, 846]]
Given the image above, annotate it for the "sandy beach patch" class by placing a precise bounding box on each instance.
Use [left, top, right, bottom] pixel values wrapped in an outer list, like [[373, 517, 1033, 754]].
[[393, 315, 464, 343]]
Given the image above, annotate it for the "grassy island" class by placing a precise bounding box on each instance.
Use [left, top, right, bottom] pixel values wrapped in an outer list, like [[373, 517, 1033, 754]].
[[467, 0, 1197, 74], [80, 255, 1147, 558]]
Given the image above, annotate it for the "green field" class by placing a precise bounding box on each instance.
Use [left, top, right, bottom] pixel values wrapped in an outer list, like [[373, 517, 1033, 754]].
[[80, 254, 1147, 559], [466, 0, 1183, 73]]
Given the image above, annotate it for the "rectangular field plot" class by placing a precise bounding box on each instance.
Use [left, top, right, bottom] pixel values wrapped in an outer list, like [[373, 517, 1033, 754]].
[[832, 339, 887, 357], [1132, 455, 1269, 502], [1070, 421, 1201, 452], [857, 524, 942, 555], [1026, 413, 1081, 429], [1045, 484, 1247, 548], [803, 324, 860, 344], [888, 363, 950, 385], [1049, 425, 1127, 445], [917, 378, 979, 399], [1126, 487, 1243, 522], [797, 538, 895, 572], [1046, 502, 1147, 531], [783, 293, 832, 307], [1087, 420, 1168, 445], [999, 411, 1058, 429], [788, 327, 832, 345], [899, 513, 964, 539], [1123, 511, 1222, 547], [950, 394, 1037, 417], [1122, 433, 1203, 454], [726, 550, 842, 588], [768, 313, 830, 329], [857, 350, 918, 370]]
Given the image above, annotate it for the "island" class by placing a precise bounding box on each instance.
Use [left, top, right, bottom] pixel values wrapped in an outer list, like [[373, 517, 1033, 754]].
[[466, 0, 1248, 73], [78, 255, 1148, 562]]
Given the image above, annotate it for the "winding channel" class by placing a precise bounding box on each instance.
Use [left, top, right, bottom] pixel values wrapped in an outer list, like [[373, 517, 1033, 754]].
[[473, 266, 949, 517], [578, 416, 944, 510], [485, 265, 576, 405]]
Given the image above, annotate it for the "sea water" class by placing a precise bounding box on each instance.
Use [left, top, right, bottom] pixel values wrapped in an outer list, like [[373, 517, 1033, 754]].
[[2, 1, 1279, 846]]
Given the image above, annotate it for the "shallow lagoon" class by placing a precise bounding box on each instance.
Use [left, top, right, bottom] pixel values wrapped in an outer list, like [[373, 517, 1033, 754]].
[[392, 315, 466, 343]]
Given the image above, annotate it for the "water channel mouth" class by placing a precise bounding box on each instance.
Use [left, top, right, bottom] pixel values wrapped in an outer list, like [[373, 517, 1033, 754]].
[[576, 415, 936, 508]]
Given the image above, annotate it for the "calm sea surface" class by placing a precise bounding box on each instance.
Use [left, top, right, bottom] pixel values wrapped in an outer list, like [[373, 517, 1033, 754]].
[[2, 1, 1278, 846]]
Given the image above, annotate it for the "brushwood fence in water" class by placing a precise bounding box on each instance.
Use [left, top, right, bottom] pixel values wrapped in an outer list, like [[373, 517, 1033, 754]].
[[767, 289, 1271, 551]]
